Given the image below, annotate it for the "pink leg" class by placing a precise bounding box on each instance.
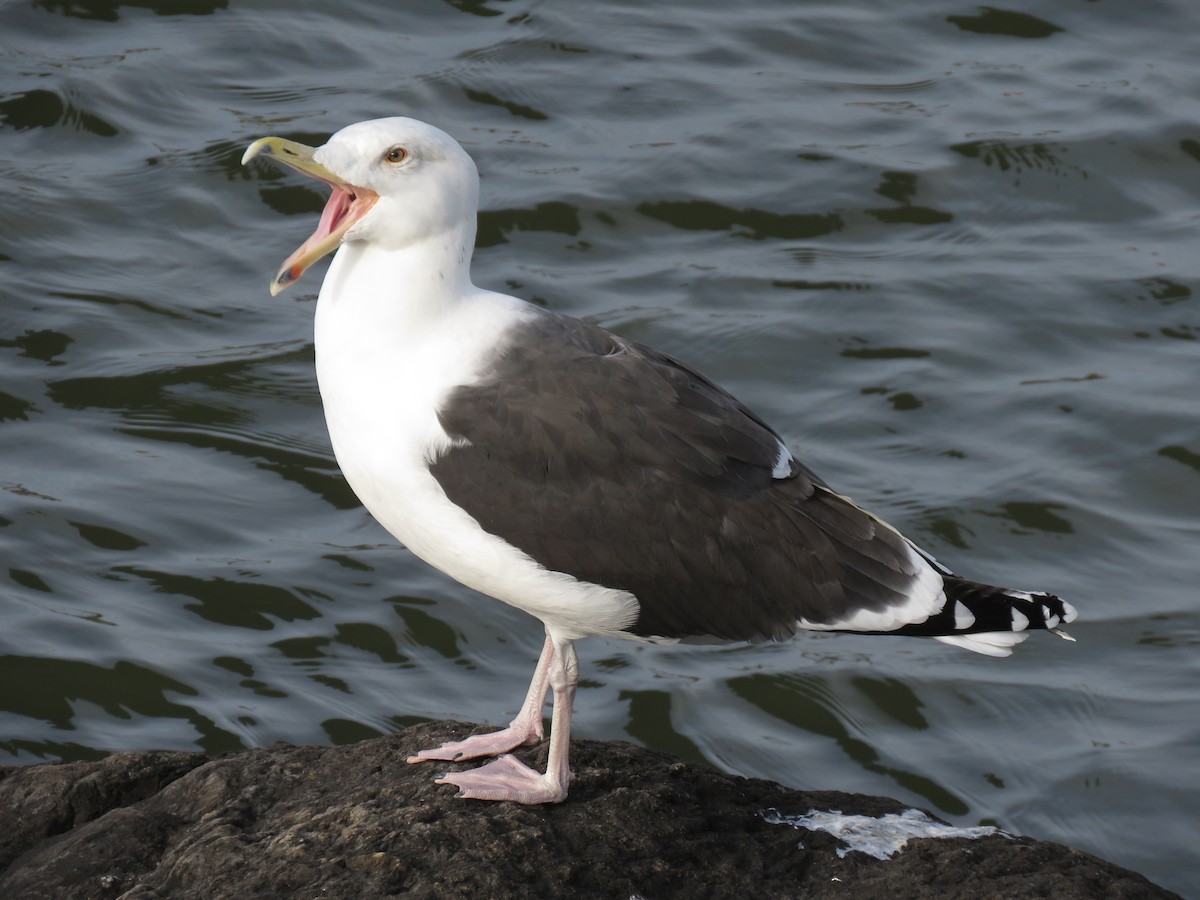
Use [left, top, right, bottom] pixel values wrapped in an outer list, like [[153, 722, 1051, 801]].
[[433, 635, 578, 804], [407, 630, 554, 764]]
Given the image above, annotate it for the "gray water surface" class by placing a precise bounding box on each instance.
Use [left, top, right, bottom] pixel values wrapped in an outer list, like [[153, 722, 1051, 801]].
[[2, 1, 1198, 894]]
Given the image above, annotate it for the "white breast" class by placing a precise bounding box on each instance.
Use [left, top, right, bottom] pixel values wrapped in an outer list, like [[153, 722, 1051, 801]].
[[312, 242, 641, 642]]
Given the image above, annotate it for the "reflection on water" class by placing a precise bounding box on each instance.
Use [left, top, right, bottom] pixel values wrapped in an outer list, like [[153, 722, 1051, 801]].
[[945, 8, 1063, 40], [729, 673, 968, 815], [0, 89, 119, 135], [636, 200, 843, 241], [0, 655, 237, 757], [620, 689, 707, 765], [1159, 445, 1200, 473], [2, 0, 1198, 893], [33, 0, 229, 20]]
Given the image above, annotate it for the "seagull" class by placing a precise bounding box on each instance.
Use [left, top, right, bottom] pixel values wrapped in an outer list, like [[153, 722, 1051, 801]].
[[241, 117, 1076, 804]]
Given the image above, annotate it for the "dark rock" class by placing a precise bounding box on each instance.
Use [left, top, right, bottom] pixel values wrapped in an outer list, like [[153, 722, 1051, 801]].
[[0, 722, 1177, 899]]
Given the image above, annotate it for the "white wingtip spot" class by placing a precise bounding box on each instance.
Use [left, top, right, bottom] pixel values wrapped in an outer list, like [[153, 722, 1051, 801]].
[[772, 442, 794, 479], [953, 601, 976, 631], [1060, 599, 1078, 624], [1011, 608, 1029, 632]]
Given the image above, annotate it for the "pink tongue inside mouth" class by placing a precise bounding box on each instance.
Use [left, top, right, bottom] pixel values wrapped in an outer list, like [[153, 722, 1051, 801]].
[[276, 182, 378, 291], [283, 188, 353, 281], [314, 188, 353, 242]]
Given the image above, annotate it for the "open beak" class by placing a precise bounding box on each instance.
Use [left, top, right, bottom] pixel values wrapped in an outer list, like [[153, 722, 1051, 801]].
[[242, 136, 380, 295]]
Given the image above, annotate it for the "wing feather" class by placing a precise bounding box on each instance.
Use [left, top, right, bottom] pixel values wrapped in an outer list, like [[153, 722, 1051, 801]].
[[429, 312, 935, 642]]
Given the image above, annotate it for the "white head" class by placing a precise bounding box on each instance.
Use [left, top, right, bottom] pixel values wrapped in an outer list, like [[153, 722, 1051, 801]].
[[243, 117, 479, 294]]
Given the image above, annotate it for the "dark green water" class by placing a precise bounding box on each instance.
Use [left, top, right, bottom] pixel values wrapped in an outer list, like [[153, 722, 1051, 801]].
[[2, 0, 1198, 893]]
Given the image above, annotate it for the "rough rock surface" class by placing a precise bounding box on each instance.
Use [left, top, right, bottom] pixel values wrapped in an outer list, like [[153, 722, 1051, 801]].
[[0, 722, 1178, 899]]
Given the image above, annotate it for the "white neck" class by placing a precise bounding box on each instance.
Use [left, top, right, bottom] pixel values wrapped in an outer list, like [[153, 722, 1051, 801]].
[[317, 220, 477, 332], [312, 220, 534, 475]]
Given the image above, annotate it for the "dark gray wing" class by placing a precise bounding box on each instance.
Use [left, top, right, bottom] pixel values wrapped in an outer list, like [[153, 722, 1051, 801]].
[[429, 311, 929, 643]]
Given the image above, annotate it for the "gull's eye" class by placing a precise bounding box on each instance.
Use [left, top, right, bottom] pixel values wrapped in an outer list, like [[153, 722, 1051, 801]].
[[385, 146, 409, 164]]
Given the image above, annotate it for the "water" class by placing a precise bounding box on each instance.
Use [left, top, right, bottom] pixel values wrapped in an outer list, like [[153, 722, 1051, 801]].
[[2, 0, 1198, 894]]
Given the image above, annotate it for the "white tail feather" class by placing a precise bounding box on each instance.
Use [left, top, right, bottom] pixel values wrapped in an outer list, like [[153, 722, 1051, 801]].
[[934, 631, 1030, 658]]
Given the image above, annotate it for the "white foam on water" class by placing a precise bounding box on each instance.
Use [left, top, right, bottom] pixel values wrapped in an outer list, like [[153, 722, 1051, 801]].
[[761, 807, 1006, 861]]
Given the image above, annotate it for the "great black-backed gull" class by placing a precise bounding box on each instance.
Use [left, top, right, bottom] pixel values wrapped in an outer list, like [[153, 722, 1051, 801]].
[[241, 117, 1076, 804]]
